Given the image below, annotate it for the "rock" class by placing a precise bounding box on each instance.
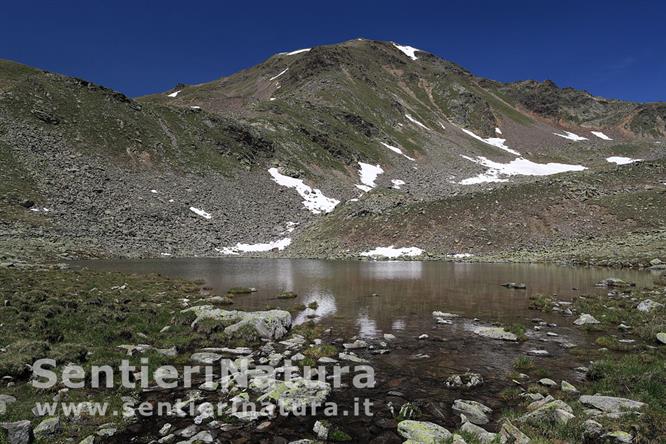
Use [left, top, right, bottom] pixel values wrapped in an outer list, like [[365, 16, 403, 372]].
[[432, 311, 459, 318], [256, 421, 271, 432], [0, 395, 16, 412], [579, 395, 646, 413], [538, 378, 557, 387], [383, 333, 396, 341], [501, 282, 526, 289], [187, 431, 214, 443], [338, 353, 368, 363], [498, 420, 530, 444], [598, 278, 632, 288], [582, 419, 603, 439], [259, 377, 331, 414], [208, 295, 234, 305], [160, 423, 173, 436], [473, 327, 517, 341], [277, 291, 298, 299], [156, 346, 178, 357], [435, 318, 452, 325], [519, 400, 575, 426], [452, 400, 492, 425], [445, 372, 483, 389], [418, 334, 429, 340], [450, 434, 467, 444], [574, 314, 600, 326], [79, 436, 95, 444], [190, 352, 222, 364], [343, 340, 367, 350], [657, 333, 666, 344], [460, 421, 497, 444], [34, 416, 61, 438], [313, 420, 330, 439], [397, 420, 451, 443], [158, 434, 176, 444], [0, 420, 33, 444], [650, 258, 662, 266], [398, 403, 420, 420], [182, 306, 292, 340], [291, 353, 305, 361], [561, 380, 578, 393], [602, 431, 633, 443], [527, 349, 550, 357], [637, 299, 664, 313], [96, 426, 117, 437]]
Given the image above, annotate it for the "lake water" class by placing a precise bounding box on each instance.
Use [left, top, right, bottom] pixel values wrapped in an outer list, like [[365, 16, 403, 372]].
[[78, 258, 657, 438]]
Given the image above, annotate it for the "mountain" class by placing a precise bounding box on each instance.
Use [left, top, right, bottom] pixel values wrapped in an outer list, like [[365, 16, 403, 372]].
[[1, 39, 664, 264]]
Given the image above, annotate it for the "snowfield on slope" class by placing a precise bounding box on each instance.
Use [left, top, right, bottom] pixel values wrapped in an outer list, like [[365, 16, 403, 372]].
[[607, 156, 642, 165], [405, 114, 430, 130], [356, 162, 384, 192], [217, 238, 292, 255], [360, 246, 424, 259], [391, 179, 405, 189], [553, 131, 588, 141], [268, 168, 339, 214], [269, 68, 288, 81], [189, 207, 212, 219], [280, 48, 311, 56], [591, 131, 612, 140], [392, 43, 421, 60], [381, 142, 415, 161], [460, 156, 587, 184], [167, 90, 181, 98], [461, 128, 520, 156]]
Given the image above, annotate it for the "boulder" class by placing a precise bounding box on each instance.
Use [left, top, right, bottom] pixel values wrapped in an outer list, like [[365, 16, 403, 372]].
[[460, 421, 497, 443], [538, 378, 557, 387], [190, 352, 222, 364], [258, 377, 331, 414], [561, 380, 578, 393], [574, 314, 600, 326], [473, 327, 517, 341], [0, 420, 33, 444], [34, 416, 61, 438], [498, 420, 530, 444], [432, 311, 459, 318], [445, 372, 483, 389], [519, 400, 574, 426], [657, 332, 666, 345], [397, 420, 451, 443], [637, 299, 664, 313], [452, 400, 492, 425], [602, 431, 633, 443], [582, 419, 603, 440], [579, 395, 646, 413], [182, 306, 291, 340]]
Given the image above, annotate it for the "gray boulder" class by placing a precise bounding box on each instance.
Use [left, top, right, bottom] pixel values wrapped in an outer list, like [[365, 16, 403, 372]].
[[452, 400, 492, 425], [637, 299, 664, 313], [397, 420, 451, 443], [0, 420, 33, 444], [33, 416, 61, 438], [579, 395, 646, 413], [574, 314, 600, 326], [183, 305, 292, 340]]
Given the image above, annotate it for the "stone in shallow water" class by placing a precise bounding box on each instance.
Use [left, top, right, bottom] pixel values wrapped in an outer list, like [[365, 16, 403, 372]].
[[182, 306, 292, 340], [397, 420, 452, 443], [473, 327, 517, 341], [445, 372, 483, 389]]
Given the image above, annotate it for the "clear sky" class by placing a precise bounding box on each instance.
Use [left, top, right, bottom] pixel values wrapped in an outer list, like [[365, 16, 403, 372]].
[[1, 0, 664, 101]]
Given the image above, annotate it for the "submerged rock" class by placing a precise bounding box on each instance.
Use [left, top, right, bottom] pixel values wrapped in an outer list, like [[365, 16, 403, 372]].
[[579, 395, 646, 413], [397, 420, 452, 443], [182, 305, 292, 340], [501, 282, 526, 289], [473, 327, 517, 341], [573, 313, 600, 326], [597, 278, 632, 288]]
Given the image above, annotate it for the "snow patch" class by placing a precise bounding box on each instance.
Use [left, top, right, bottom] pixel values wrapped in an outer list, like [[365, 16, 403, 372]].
[[462, 128, 520, 156], [268, 168, 339, 214], [167, 90, 181, 98], [591, 131, 612, 140], [460, 156, 587, 185], [269, 68, 288, 81], [495, 127, 502, 135], [553, 131, 588, 141], [189, 207, 212, 219], [29, 207, 50, 213], [439, 122, 446, 130], [405, 114, 430, 130], [190, 106, 201, 110], [360, 246, 424, 259], [150, 189, 158, 194], [217, 238, 292, 255], [356, 162, 384, 191], [380, 142, 415, 161], [392, 43, 421, 60], [448, 253, 473, 259], [607, 156, 641, 165], [280, 48, 311, 56], [391, 179, 405, 189]]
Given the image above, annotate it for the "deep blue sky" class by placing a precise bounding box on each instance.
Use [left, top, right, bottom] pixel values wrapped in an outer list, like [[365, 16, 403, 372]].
[[2, 0, 664, 101]]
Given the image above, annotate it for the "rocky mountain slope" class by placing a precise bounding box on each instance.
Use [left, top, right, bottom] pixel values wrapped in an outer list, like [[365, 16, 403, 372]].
[[1, 39, 664, 263]]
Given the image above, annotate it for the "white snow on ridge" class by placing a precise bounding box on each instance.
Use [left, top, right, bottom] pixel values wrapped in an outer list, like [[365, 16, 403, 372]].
[[460, 156, 587, 185], [591, 131, 613, 140], [356, 162, 384, 192], [461, 128, 520, 156], [392, 43, 421, 61], [405, 114, 430, 130], [189, 207, 212, 219], [360, 246, 424, 259], [268, 168, 339, 214], [380, 142, 415, 161], [607, 156, 641, 165], [448, 253, 473, 259], [269, 68, 288, 81], [495, 127, 502, 135], [280, 48, 311, 56], [167, 90, 181, 98], [553, 131, 588, 141], [217, 237, 292, 255], [391, 179, 405, 189]]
